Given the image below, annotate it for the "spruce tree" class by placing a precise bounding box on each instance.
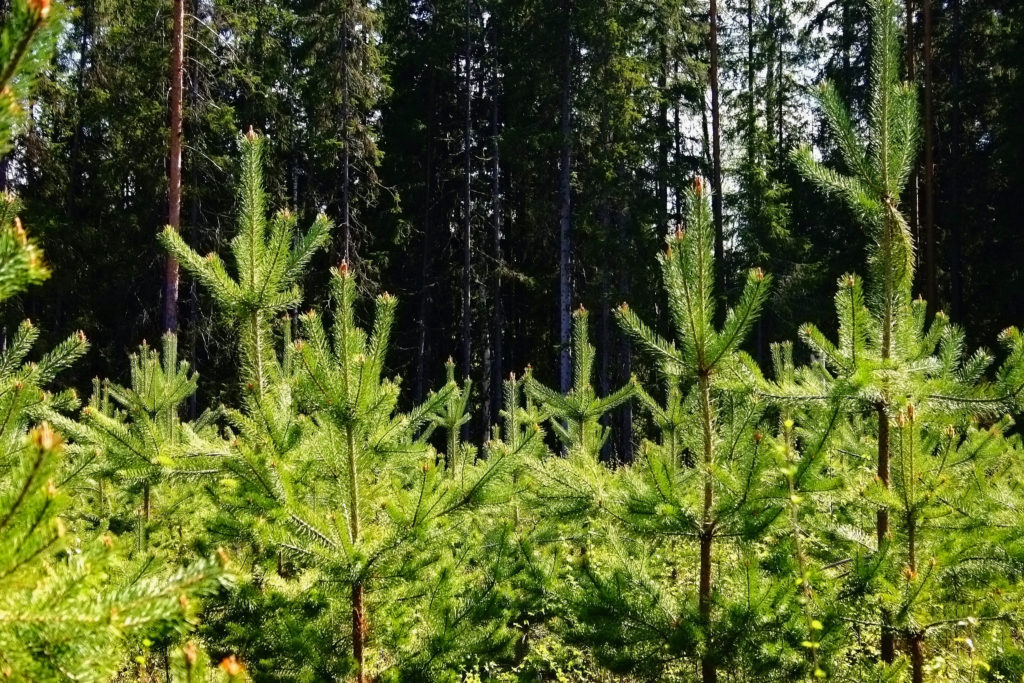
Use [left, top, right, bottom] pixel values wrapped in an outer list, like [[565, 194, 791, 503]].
[[778, 0, 1024, 677]]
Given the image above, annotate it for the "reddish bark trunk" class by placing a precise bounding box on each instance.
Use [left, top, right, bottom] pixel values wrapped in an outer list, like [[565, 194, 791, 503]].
[[352, 581, 366, 682]]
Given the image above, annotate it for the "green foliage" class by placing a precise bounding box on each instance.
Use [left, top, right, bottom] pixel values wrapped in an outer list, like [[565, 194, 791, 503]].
[[166, 140, 529, 680], [525, 307, 635, 455], [160, 130, 331, 395], [0, 0, 61, 155], [0, 3, 230, 678], [0, 0, 1018, 678], [768, 0, 1024, 678]]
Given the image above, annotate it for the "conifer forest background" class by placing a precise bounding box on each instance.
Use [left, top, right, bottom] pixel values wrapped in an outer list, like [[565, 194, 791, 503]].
[[0, 0, 1023, 679]]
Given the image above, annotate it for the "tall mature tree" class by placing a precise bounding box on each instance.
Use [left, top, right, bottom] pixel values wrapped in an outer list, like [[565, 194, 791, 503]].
[[708, 0, 724, 302], [557, 0, 574, 393], [163, 0, 185, 332]]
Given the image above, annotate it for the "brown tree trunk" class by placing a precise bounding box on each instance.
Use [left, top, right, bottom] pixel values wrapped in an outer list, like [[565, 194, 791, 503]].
[[922, 0, 936, 315], [905, 0, 919, 251], [558, 0, 573, 393], [461, 0, 473, 385], [351, 581, 366, 683], [877, 403, 895, 663], [910, 631, 925, 683], [709, 0, 725, 303], [163, 0, 185, 333]]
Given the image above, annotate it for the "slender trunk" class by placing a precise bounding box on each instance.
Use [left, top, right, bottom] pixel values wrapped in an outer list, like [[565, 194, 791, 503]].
[[0, 0, 7, 189], [164, 0, 185, 333], [842, 0, 852, 94], [922, 0, 936, 315], [185, 0, 201, 419], [615, 205, 632, 464], [346, 425, 366, 682], [461, 0, 473, 384], [341, 8, 352, 262], [488, 18, 503, 435], [765, 0, 776, 139], [414, 70, 438, 402], [948, 0, 963, 321], [598, 294, 611, 462], [68, 0, 93, 205], [747, 0, 764, 364], [907, 510, 923, 680], [907, 512, 916, 571], [904, 0, 919, 251], [673, 60, 682, 222], [746, 0, 756, 170], [697, 370, 716, 683], [910, 631, 924, 683], [709, 0, 724, 304], [351, 582, 366, 683], [558, 0, 573, 393], [775, 13, 784, 156], [657, 36, 669, 233], [877, 402, 894, 663]]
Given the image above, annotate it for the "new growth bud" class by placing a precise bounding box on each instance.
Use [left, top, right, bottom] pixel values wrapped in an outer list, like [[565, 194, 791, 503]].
[[27, 0, 50, 19]]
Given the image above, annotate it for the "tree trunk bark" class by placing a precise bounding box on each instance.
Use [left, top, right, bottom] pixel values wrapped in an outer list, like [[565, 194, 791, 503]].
[[709, 0, 725, 304], [904, 0, 919, 251], [615, 205, 632, 464], [351, 581, 366, 683], [922, 0, 936, 315], [487, 13, 503, 440], [877, 402, 894, 663], [341, 6, 352, 263], [163, 0, 185, 333], [910, 631, 925, 683], [949, 0, 963, 321], [658, 36, 669, 234], [558, 0, 573, 393], [414, 69, 437, 403], [698, 370, 716, 683], [461, 0, 473, 387]]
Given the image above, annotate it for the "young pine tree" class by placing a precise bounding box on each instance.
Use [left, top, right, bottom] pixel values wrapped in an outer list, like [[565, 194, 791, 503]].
[[53, 333, 222, 550], [528, 180, 776, 681], [605, 178, 770, 682], [167, 136, 523, 680], [525, 306, 636, 457], [779, 0, 1024, 677], [160, 129, 332, 399], [0, 4, 228, 677]]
